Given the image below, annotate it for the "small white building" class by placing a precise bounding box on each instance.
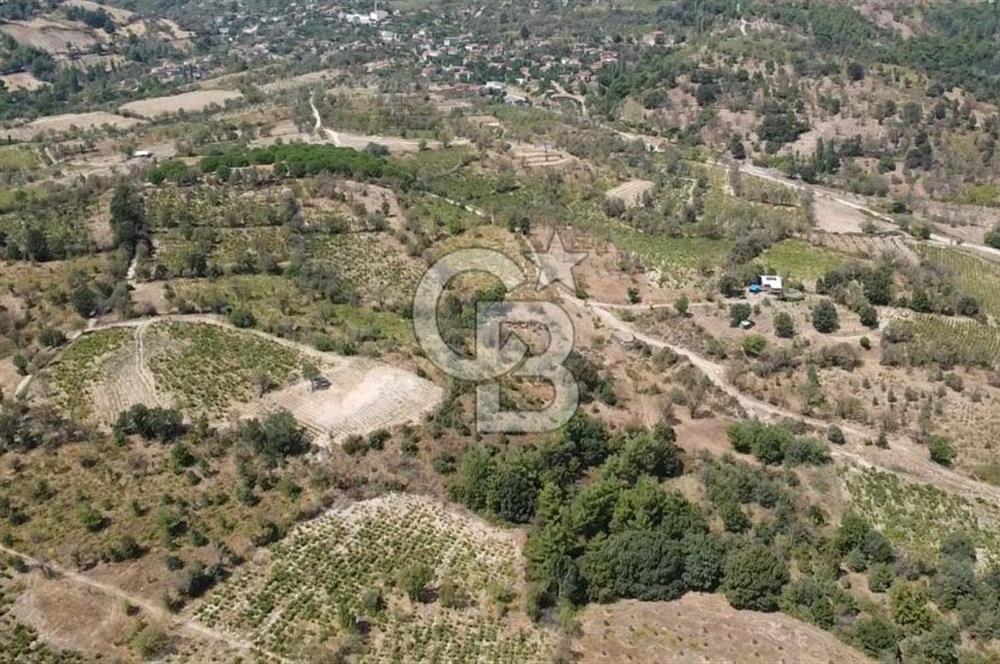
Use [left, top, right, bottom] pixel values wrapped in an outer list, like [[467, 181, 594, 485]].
[[132, 150, 154, 159], [760, 275, 784, 294]]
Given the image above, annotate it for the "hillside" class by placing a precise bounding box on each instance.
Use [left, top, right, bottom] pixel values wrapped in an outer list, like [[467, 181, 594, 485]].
[[1, 0, 1000, 662]]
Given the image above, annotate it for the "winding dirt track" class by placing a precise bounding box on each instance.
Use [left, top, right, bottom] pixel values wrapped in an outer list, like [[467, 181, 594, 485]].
[[561, 294, 1000, 504], [0, 544, 290, 662]]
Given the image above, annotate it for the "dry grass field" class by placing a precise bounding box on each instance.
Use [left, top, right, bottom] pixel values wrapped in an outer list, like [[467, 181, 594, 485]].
[[119, 90, 244, 119], [0, 72, 48, 92], [0, 111, 144, 141]]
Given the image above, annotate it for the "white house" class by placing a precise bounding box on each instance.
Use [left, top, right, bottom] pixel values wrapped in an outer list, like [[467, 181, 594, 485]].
[[760, 275, 784, 293]]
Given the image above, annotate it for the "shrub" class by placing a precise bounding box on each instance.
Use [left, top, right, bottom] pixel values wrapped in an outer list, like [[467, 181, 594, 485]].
[[78, 504, 109, 533], [727, 420, 828, 466], [366, 428, 390, 450], [720, 501, 751, 533], [928, 436, 956, 467], [730, 302, 752, 327], [812, 299, 840, 333], [827, 425, 845, 444], [227, 308, 257, 328], [774, 311, 795, 338], [431, 452, 457, 474], [114, 404, 184, 442], [38, 327, 66, 348], [580, 530, 688, 603], [236, 410, 309, 459], [342, 434, 367, 455], [398, 563, 434, 602], [722, 544, 789, 611], [855, 616, 900, 657], [858, 303, 878, 328], [608, 429, 683, 481], [131, 624, 169, 658], [900, 624, 960, 664], [742, 334, 767, 358], [438, 577, 469, 608], [986, 224, 1000, 250], [784, 437, 831, 465], [106, 535, 144, 562], [868, 563, 895, 593], [682, 532, 726, 591], [488, 459, 541, 524]]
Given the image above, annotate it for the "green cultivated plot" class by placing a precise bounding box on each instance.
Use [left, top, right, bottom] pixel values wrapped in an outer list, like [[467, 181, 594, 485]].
[[761, 239, 852, 280], [195, 494, 553, 661], [846, 468, 1000, 564], [921, 245, 1000, 320], [49, 328, 132, 420], [148, 322, 299, 416]]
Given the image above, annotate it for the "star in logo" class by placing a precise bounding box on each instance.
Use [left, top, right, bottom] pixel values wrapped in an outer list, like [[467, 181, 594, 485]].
[[528, 230, 586, 293]]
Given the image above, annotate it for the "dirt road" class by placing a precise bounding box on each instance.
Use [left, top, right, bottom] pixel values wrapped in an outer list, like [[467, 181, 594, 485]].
[[0, 543, 287, 662], [564, 294, 1000, 504], [310, 93, 341, 147]]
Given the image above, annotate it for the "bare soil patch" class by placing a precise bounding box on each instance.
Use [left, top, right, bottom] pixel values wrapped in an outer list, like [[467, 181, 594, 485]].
[[32, 318, 442, 442], [245, 361, 443, 446], [9, 571, 135, 660], [574, 594, 872, 664], [813, 195, 880, 234]]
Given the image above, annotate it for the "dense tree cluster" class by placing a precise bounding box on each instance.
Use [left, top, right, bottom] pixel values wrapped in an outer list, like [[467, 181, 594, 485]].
[[727, 420, 831, 466], [113, 404, 185, 442], [199, 144, 409, 183]]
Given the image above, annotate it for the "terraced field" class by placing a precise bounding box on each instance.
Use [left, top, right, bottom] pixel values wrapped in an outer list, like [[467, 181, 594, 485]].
[[845, 467, 1000, 564], [193, 494, 554, 661], [308, 233, 424, 303], [611, 232, 732, 287], [806, 232, 917, 264], [885, 313, 1000, 368], [920, 245, 1000, 320], [606, 179, 654, 208], [45, 328, 133, 421], [35, 319, 439, 440], [146, 322, 300, 418], [153, 226, 292, 276]]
